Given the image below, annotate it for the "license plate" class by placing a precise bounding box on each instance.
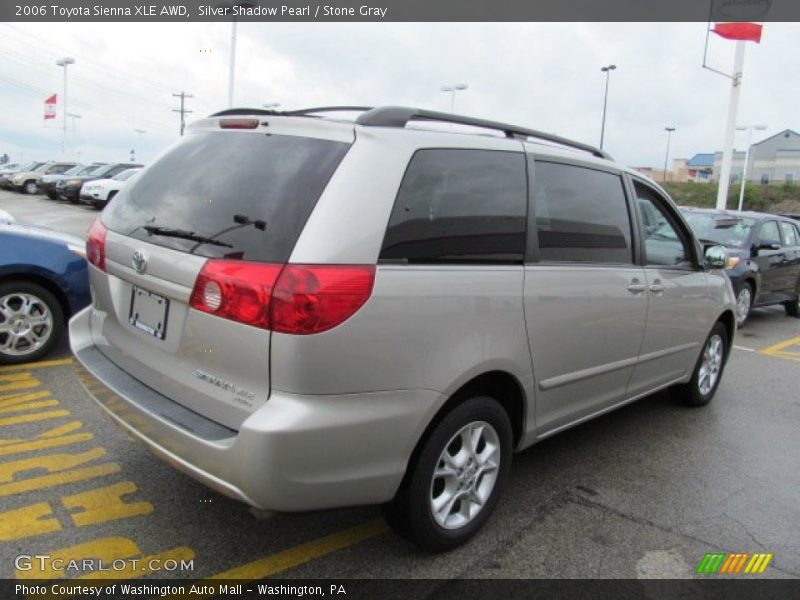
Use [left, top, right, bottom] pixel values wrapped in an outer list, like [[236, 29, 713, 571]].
[[129, 286, 169, 340]]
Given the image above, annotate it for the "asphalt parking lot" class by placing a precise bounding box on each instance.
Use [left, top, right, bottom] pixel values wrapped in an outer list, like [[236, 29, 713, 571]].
[[1, 188, 799, 583]]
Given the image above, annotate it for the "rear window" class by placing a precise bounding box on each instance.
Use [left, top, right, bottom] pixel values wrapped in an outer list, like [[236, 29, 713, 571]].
[[103, 131, 350, 263]]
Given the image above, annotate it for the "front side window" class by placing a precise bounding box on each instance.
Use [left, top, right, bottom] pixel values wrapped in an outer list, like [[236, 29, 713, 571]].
[[380, 149, 527, 264], [758, 221, 781, 246], [532, 162, 632, 264], [634, 181, 691, 267]]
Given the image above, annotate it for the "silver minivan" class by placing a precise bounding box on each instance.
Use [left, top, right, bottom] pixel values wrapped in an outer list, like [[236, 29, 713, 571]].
[[71, 106, 737, 550]]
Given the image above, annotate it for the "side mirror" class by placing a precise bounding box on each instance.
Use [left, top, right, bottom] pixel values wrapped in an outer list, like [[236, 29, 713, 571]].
[[757, 239, 781, 251], [704, 245, 727, 270]]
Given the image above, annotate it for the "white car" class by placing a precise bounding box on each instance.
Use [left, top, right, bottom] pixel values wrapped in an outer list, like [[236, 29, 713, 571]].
[[79, 168, 142, 209]]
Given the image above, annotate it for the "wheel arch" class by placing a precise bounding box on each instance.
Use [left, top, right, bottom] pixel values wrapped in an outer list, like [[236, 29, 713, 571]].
[[0, 272, 71, 323]]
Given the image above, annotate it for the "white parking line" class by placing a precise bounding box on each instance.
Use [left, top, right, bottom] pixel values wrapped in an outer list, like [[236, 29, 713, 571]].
[[733, 345, 755, 352]]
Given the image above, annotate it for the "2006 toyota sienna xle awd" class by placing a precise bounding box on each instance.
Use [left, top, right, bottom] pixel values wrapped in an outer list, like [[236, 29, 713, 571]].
[[71, 106, 737, 551]]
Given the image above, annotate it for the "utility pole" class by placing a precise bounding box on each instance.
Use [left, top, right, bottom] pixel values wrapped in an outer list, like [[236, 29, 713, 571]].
[[172, 91, 194, 136], [663, 127, 676, 183], [56, 57, 75, 156]]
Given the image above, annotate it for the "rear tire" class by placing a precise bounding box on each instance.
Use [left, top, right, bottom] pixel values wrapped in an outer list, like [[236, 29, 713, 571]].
[[672, 321, 728, 407], [382, 395, 512, 552], [46, 191, 57, 200], [0, 281, 65, 364]]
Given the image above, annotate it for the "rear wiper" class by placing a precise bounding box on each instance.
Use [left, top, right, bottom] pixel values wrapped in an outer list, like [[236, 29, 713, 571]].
[[143, 225, 233, 248]]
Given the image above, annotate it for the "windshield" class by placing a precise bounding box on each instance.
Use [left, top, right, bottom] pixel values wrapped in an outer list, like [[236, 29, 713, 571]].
[[63, 165, 86, 176], [113, 169, 140, 181], [103, 131, 351, 262], [683, 212, 757, 248]]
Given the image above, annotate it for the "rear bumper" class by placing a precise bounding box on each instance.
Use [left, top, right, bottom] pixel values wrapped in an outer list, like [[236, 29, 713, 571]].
[[69, 307, 441, 511]]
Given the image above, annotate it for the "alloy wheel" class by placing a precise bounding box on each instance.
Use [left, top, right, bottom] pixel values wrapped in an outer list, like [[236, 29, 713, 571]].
[[0, 292, 54, 356], [429, 420, 500, 530], [697, 334, 723, 396]]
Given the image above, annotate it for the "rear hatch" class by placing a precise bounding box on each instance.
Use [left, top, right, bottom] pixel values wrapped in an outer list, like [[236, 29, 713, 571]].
[[89, 119, 353, 429]]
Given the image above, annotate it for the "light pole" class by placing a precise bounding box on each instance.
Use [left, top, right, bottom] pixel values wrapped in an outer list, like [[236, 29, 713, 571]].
[[599, 64, 616, 150], [218, 1, 259, 107], [55, 57, 75, 156], [736, 124, 767, 211], [66, 113, 81, 132], [440, 83, 468, 113], [662, 127, 676, 183], [133, 129, 146, 162], [262, 102, 280, 110]]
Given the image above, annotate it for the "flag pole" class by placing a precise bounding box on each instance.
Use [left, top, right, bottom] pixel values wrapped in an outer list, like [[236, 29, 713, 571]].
[[715, 40, 746, 210]]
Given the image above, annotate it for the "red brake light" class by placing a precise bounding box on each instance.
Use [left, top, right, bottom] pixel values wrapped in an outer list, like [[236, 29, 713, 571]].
[[86, 219, 107, 271], [219, 119, 260, 129], [271, 265, 375, 335], [189, 260, 282, 329]]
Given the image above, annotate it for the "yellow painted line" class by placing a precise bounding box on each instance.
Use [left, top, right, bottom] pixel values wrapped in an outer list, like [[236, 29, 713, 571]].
[[0, 390, 51, 409], [0, 358, 74, 372], [719, 553, 735, 573], [759, 335, 800, 361], [0, 432, 93, 457], [0, 399, 59, 415], [165, 520, 388, 600], [0, 410, 70, 427], [0, 463, 120, 497]]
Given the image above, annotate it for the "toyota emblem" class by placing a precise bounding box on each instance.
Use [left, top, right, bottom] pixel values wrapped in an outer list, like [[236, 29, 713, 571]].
[[132, 250, 148, 274]]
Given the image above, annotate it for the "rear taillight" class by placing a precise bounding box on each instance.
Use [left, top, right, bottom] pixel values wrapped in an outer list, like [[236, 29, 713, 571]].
[[271, 265, 375, 335], [86, 219, 107, 271], [189, 260, 283, 329], [189, 261, 375, 334]]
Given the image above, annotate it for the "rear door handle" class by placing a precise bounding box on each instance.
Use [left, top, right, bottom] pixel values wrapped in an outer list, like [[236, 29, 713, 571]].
[[649, 284, 664, 293]]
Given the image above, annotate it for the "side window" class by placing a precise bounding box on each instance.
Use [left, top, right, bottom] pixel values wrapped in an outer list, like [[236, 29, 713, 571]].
[[379, 149, 527, 264], [533, 162, 632, 263], [758, 221, 781, 246], [633, 181, 691, 267], [779, 221, 798, 247]]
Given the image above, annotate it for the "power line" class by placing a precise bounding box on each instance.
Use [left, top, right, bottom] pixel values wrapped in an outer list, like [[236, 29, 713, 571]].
[[172, 92, 194, 136]]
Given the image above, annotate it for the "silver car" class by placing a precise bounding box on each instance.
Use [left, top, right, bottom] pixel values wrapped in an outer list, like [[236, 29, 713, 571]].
[[70, 106, 736, 551]]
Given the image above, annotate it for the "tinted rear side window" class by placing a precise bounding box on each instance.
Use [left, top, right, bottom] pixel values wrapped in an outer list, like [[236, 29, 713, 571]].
[[103, 132, 350, 263], [379, 149, 527, 264], [532, 162, 632, 264]]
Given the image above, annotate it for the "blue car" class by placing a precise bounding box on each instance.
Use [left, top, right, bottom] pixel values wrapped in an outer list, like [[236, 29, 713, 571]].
[[0, 222, 90, 363]]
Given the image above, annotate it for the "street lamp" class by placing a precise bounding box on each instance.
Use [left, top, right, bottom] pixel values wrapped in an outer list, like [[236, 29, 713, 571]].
[[441, 83, 469, 113], [663, 127, 676, 183], [133, 129, 146, 162], [55, 57, 75, 156], [217, 1, 259, 107], [736, 124, 767, 211], [66, 113, 81, 132], [262, 102, 280, 110], [599, 64, 616, 150]]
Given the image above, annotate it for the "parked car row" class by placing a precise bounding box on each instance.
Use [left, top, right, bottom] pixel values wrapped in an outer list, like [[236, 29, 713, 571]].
[[0, 160, 142, 209]]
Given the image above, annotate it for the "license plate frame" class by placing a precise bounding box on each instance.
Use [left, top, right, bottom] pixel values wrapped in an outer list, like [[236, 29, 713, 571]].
[[129, 286, 169, 340]]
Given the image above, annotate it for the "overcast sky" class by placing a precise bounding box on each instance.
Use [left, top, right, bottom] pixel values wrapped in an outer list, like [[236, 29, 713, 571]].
[[0, 21, 797, 168]]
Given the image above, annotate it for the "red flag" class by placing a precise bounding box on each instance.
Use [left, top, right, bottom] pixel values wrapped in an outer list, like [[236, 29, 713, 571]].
[[44, 93, 57, 120], [713, 22, 763, 43]]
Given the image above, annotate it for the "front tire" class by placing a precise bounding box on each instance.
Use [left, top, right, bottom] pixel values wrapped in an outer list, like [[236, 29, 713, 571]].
[[0, 281, 65, 364], [23, 180, 38, 194], [784, 287, 800, 317], [735, 282, 753, 327], [382, 396, 512, 552], [673, 321, 728, 407]]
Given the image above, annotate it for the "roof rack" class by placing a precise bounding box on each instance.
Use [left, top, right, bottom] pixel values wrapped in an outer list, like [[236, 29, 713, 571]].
[[356, 106, 612, 160], [210, 106, 373, 118], [209, 105, 611, 160]]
